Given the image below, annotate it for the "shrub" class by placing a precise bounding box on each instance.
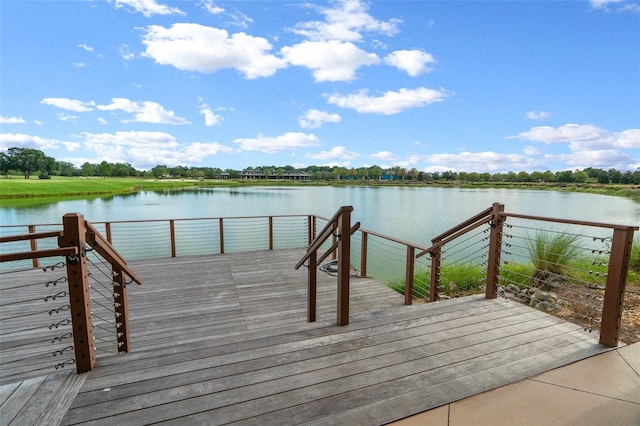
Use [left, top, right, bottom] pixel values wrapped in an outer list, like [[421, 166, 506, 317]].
[[526, 231, 580, 289]]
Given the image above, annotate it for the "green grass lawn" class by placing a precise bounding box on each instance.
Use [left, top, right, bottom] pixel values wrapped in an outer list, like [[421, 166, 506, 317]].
[[0, 176, 239, 199]]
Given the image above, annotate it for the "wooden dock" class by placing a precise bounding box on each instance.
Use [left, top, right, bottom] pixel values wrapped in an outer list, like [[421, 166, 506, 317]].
[[1, 248, 610, 425]]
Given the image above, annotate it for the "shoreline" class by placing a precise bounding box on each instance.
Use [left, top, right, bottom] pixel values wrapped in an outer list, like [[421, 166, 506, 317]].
[[1, 177, 639, 205]]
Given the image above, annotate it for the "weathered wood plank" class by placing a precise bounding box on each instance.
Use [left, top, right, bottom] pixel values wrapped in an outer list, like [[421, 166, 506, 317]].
[[0, 375, 47, 424], [3, 249, 610, 425]]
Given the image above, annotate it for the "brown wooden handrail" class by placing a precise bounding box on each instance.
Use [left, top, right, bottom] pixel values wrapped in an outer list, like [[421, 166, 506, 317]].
[[416, 207, 493, 259], [0, 247, 78, 262], [85, 221, 143, 285], [0, 230, 62, 243], [295, 206, 353, 269], [295, 206, 354, 326], [500, 212, 638, 231]]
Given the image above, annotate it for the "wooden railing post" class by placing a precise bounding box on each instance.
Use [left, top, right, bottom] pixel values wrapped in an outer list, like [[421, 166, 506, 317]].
[[169, 220, 176, 257], [28, 225, 40, 268], [59, 213, 96, 373], [307, 216, 314, 245], [332, 222, 338, 260], [360, 231, 368, 277], [600, 227, 635, 347], [405, 245, 415, 305], [486, 202, 505, 299], [269, 216, 274, 250], [105, 222, 112, 243], [429, 245, 441, 302], [337, 208, 352, 326], [308, 250, 317, 322], [219, 218, 225, 254], [112, 267, 131, 353]]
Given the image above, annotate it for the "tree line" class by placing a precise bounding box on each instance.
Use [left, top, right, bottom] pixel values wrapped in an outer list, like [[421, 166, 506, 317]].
[[2, 147, 639, 185]]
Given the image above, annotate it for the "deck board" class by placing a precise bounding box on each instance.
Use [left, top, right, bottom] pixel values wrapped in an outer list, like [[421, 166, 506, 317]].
[[1, 248, 610, 425]]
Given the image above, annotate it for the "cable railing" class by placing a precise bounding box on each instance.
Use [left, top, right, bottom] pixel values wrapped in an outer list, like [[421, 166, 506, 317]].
[[296, 206, 359, 325], [0, 214, 142, 379], [1, 202, 636, 382], [0, 262, 76, 383], [415, 203, 637, 348]]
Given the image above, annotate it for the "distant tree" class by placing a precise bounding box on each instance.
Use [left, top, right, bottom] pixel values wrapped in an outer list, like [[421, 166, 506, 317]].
[[608, 168, 622, 184], [573, 170, 588, 183], [596, 170, 610, 184], [56, 161, 79, 176], [555, 170, 575, 183], [516, 171, 531, 182], [441, 170, 457, 181], [224, 168, 241, 179], [541, 170, 555, 182], [151, 165, 168, 178], [0, 152, 10, 177], [98, 161, 112, 178], [81, 162, 94, 178], [6, 147, 54, 179], [408, 168, 418, 181], [370, 165, 383, 181], [357, 167, 369, 180]]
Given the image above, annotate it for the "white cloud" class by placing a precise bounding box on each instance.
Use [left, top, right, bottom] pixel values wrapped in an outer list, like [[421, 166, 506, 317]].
[[77, 43, 94, 52], [184, 142, 234, 160], [98, 117, 108, 125], [282, 40, 379, 82], [0, 116, 25, 124], [114, 0, 185, 17], [526, 110, 551, 120], [523, 146, 542, 156], [58, 114, 78, 122], [326, 87, 449, 115], [424, 151, 541, 173], [119, 45, 135, 61], [200, 0, 224, 15], [384, 50, 436, 76], [291, 0, 401, 42], [513, 123, 610, 144], [79, 130, 233, 169], [298, 109, 341, 129], [97, 98, 189, 124], [618, 129, 640, 148], [590, 0, 640, 12], [142, 23, 286, 79], [0, 133, 61, 150], [560, 149, 634, 170], [200, 106, 223, 126], [509, 124, 639, 171], [513, 124, 639, 151], [233, 132, 320, 153], [306, 145, 359, 160], [41, 97, 95, 112], [370, 150, 398, 162], [73, 62, 87, 68]]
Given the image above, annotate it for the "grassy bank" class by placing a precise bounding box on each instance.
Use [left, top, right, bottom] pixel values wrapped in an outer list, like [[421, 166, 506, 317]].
[[1, 175, 638, 205]]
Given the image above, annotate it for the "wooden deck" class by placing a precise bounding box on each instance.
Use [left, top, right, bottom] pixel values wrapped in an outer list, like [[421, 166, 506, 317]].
[[1, 248, 610, 425]]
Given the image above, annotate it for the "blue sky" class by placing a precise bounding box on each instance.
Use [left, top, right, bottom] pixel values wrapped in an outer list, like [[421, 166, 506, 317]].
[[1, 0, 639, 173]]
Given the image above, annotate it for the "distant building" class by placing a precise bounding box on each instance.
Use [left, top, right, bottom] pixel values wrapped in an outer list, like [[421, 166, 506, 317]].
[[241, 170, 310, 180]]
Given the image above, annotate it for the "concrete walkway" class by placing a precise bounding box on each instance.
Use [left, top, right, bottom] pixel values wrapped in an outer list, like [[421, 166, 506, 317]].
[[392, 342, 640, 426]]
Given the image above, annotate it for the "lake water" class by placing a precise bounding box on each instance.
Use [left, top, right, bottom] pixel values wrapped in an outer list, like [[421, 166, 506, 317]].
[[2, 186, 639, 239], [2, 186, 638, 281]]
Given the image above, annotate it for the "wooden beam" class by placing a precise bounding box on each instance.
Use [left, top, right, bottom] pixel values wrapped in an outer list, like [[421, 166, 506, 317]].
[[60, 213, 96, 374], [0, 247, 78, 263]]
